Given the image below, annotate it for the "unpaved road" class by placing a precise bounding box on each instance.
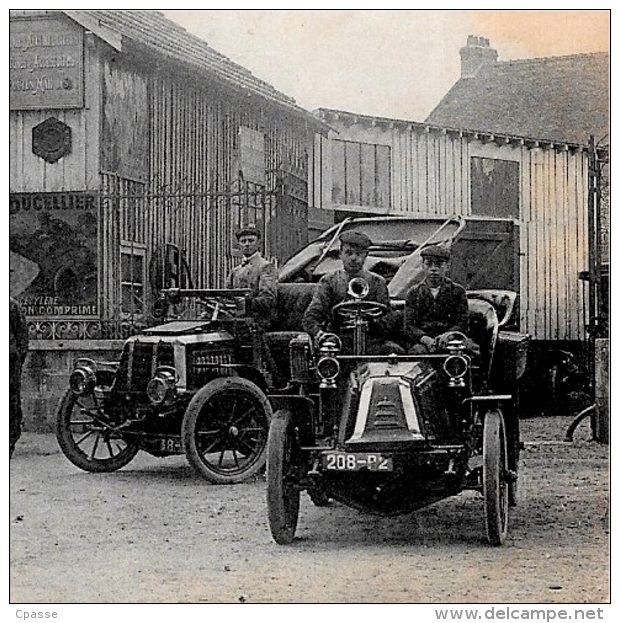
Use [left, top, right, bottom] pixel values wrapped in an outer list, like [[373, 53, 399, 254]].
[[9, 416, 609, 604]]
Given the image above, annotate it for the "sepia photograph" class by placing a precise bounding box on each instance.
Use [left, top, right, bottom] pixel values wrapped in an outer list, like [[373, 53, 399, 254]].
[[8, 6, 611, 614]]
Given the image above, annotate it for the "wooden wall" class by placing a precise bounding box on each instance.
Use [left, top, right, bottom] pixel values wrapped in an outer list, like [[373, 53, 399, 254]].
[[11, 22, 315, 332], [100, 51, 314, 320], [9, 35, 100, 193], [311, 119, 590, 341]]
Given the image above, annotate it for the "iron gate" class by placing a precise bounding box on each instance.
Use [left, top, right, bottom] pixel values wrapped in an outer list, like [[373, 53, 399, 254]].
[[27, 170, 308, 340]]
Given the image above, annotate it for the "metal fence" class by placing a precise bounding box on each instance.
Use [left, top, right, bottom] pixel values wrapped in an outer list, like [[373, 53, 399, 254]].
[[28, 171, 308, 340]]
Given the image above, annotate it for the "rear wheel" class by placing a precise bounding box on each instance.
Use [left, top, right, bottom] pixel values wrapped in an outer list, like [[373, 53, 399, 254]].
[[267, 410, 301, 544], [55, 388, 138, 472], [182, 377, 271, 484], [483, 409, 509, 545]]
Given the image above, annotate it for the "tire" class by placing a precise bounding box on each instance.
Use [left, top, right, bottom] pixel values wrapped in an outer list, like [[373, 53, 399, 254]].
[[266, 410, 301, 544], [182, 377, 272, 484], [55, 388, 139, 473], [483, 409, 509, 546]]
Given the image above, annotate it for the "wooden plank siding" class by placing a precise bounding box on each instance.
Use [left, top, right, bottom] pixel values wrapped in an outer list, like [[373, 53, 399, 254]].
[[97, 57, 315, 318], [9, 109, 92, 193], [311, 116, 590, 341], [9, 32, 101, 193]]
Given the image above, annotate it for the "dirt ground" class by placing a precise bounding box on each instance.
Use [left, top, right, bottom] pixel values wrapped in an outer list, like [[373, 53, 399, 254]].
[[9, 415, 609, 604]]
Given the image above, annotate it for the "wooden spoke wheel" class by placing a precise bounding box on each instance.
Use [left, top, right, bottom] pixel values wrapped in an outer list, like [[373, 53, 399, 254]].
[[182, 377, 271, 484], [55, 388, 138, 473]]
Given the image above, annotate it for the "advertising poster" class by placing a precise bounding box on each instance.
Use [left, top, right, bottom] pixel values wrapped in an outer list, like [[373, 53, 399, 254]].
[[9, 193, 98, 317]]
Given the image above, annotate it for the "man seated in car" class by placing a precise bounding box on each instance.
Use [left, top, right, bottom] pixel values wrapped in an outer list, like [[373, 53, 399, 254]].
[[404, 244, 472, 354], [226, 225, 277, 330], [302, 230, 403, 355]]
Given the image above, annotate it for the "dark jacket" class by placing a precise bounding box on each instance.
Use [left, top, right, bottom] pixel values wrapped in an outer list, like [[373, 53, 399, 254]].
[[226, 252, 277, 327], [9, 297, 29, 365], [404, 278, 469, 343], [302, 268, 389, 338]]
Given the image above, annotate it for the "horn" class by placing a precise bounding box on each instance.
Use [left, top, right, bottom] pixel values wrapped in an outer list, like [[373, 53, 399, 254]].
[[347, 277, 369, 300]]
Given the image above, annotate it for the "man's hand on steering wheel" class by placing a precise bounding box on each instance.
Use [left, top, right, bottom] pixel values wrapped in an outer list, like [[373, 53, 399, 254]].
[[420, 335, 437, 352]]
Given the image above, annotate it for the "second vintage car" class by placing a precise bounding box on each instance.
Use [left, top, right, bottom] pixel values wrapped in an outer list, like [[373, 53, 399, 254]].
[[55, 287, 274, 484]]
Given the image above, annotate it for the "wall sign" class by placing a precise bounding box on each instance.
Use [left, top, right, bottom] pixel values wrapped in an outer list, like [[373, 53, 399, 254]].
[[9, 15, 84, 110], [32, 117, 72, 163], [10, 192, 98, 317]]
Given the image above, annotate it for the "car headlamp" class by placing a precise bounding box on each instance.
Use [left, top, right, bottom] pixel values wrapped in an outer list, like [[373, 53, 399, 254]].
[[146, 367, 177, 405], [69, 360, 97, 395], [317, 356, 340, 389], [443, 355, 469, 387]]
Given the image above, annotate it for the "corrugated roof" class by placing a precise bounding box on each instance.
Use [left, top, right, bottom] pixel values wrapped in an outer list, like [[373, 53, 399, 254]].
[[426, 52, 609, 147], [11, 9, 324, 128]]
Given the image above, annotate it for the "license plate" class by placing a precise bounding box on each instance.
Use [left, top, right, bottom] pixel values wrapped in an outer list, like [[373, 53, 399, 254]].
[[158, 437, 182, 453], [322, 452, 393, 472]]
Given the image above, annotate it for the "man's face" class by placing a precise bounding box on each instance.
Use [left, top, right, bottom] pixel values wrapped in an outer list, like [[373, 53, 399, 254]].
[[340, 243, 368, 276], [422, 257, 449, 287], [238, 234, 260, 257]]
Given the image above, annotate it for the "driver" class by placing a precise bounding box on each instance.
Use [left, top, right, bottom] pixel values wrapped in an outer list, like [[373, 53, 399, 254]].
[[404, 245, 470, 353], [302, 230, 403, 354], [226, 225, 277, 329]]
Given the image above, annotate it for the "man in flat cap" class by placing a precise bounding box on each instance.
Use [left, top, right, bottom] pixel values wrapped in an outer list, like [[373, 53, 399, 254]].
[[303, 230, 401, 354], [227, 226, 276, 329], [404, 244, 470, 353]]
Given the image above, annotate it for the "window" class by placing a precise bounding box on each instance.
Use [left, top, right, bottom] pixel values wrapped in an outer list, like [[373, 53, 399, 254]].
[[120, 243, 147, 316], [471, 157, 519, 218], [238, 126, 265, 185], [332, 139, 391, 209]]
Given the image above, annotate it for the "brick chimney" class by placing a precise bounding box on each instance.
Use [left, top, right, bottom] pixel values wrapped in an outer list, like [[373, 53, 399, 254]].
[[460, 35, 498, 77]]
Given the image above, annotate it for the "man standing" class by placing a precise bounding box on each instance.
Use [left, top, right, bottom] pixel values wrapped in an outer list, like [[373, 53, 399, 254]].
[[10, 297, 29, 457], [227, 226, 277, 329], [404, 245, 470, 353], [303, 230, 400, 354]]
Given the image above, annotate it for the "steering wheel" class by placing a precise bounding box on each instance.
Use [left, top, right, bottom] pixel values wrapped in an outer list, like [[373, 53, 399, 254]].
[[199, 298, 237, 320], [333, 299, 388, 327]]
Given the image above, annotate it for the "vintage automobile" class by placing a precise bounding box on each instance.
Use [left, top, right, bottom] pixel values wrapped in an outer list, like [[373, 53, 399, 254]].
[[266, 269, 529, 545], [55, 287, 275, 484]]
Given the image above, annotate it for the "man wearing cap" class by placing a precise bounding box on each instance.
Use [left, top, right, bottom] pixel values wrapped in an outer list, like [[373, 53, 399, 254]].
[[227, 226, 277, 329], [404, 244, 470, 353], [303, 230, 400, 354]]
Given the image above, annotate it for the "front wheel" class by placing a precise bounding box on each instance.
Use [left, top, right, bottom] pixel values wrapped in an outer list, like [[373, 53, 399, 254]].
[[182, 376, 272, 484], [483, 409, 509, 546], [267, 410, 301, 544], [55, 388, 139, 472]]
